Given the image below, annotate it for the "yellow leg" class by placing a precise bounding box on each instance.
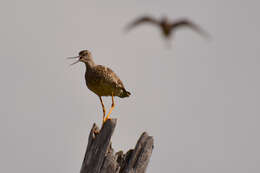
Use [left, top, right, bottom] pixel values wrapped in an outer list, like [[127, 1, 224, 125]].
[[99, 96, 106, 123], [104, 93, 115, 122]]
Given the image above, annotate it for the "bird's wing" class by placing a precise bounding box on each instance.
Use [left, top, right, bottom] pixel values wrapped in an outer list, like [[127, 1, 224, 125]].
[[94, 65, 125, 89], [171, 19, 210, 38], [125, 16, 159, 31]]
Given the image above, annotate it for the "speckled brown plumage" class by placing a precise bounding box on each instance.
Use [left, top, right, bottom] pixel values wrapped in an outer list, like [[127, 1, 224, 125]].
[[68, 50, 130, 124], [85, 64, 130, 98]]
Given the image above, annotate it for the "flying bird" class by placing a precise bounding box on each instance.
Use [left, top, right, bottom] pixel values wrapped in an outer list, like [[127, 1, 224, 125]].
[[68, 50, 131, 124], [125, 16, 210, 41]]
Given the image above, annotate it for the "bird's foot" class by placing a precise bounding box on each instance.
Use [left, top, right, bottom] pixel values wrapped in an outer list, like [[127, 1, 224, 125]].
[[104, 116, 112, 123], [102, 116, 111, 127]]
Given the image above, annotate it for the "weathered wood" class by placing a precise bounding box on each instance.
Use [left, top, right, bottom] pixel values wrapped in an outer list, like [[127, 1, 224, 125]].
[[80, 119, 154, 173]]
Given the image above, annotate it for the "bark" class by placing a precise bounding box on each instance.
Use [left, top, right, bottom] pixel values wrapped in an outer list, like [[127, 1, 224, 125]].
[[80, 119, 154, 173]]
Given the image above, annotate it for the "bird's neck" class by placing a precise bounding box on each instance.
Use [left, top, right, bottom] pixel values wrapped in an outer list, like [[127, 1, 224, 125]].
[[84, 61, 95, 71]]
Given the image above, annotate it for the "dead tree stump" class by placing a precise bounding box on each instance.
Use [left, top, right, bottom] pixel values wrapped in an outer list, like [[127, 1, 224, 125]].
[[80, 119, 154, 173]]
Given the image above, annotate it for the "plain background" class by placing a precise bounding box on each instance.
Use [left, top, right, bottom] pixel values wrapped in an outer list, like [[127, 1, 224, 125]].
[[1, 0, 259, 173]]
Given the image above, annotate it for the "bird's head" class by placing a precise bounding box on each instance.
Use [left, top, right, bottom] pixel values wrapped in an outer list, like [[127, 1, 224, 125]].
[[78, 50, 90, 57], [78, 50, 93, 63], [68, 50, 95, 66]]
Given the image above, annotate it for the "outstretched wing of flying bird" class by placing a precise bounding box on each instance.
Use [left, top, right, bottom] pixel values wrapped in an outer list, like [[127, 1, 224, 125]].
[[171, 19, 210, 38], [125, 16, 159, 31]]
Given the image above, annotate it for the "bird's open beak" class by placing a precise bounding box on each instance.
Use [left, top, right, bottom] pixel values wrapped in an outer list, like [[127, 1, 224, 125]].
[[67, 56, 80, 59], [70, 60, 80, 66], [67, 56, 80, 66]]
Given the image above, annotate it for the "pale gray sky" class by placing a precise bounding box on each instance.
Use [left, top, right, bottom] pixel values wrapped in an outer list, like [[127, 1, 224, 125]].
[[1, 0, 260, 173]]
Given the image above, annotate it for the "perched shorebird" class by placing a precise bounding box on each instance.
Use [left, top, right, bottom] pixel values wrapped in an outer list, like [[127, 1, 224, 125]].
[[125, 15, 210, 41], [68, 50, 131, 123]]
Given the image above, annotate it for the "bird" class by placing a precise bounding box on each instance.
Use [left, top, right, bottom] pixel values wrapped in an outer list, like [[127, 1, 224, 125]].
[[68, 50, 131, 124], [125, 15, 210, 41]]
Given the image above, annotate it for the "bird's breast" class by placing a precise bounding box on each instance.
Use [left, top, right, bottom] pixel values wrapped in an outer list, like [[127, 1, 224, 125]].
[[85, 72, 113, 96]]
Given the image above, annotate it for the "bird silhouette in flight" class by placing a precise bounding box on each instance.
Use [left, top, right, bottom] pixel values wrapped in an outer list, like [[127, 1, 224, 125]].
[[125, 16, 210, 43]]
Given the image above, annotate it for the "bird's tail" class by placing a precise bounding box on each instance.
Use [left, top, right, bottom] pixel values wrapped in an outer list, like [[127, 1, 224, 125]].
[[119, 88, 131, 98]]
